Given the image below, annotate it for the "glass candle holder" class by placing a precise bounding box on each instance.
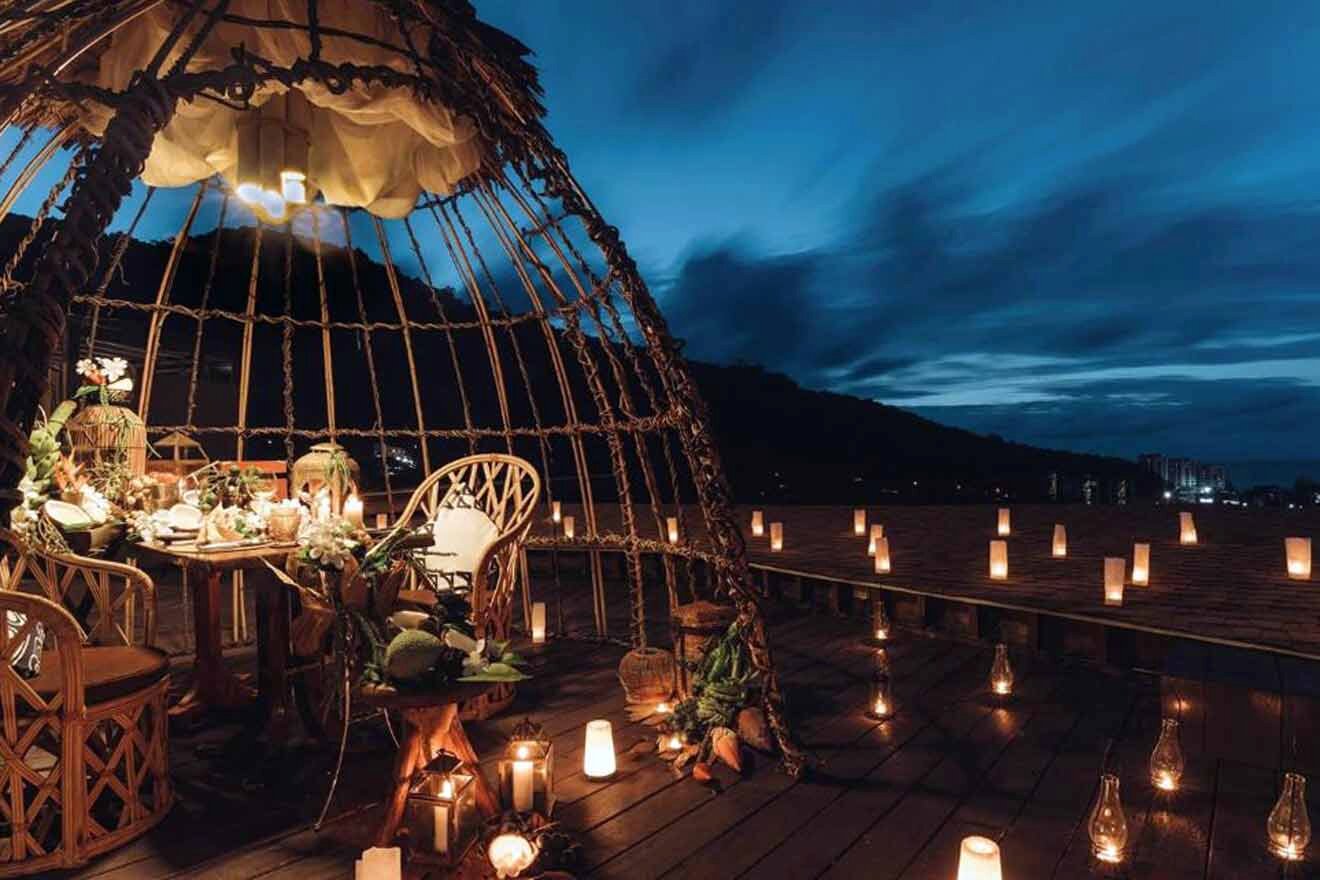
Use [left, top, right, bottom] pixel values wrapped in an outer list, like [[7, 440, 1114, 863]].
[[867, 599, 890, 645], [1149, 717, 1184, 793], [867, 523, 884, 556], [267, 503, 302, 543], [751, 510, 764, 537], [498, 719, 555, 815], [1179, 512, 1197, 545], [551, 500, 561, 523], [1104, 557, 1125, 606], [1052, 523, 1067, 558], [874, 537, 891, 574], [866, 649, 893, 720], [770, 522, 783, 552], [1088, 773, 1128, 864], [1132, 542, 1151, 586], [989, 643, 1014, 697], [583, 720, 616, 780], [666, 516, 679, 544], [562, 515, 575, 540], [1267, 772, 1311, 861], [1286, 537, 1312, 581], [989, 540, 1008, 580], [997, 507, 1011, 536], [956, 835, 1003, 880], [531, 602, 547, 645], [404, 751, 476, 865], [853, 509, 867, 536]]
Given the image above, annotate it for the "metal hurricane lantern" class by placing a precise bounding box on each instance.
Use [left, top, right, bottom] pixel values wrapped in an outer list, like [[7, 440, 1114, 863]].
[[498, 718, 555, 816], [404, 750, 477, 864], [0, 0, 803, 778]]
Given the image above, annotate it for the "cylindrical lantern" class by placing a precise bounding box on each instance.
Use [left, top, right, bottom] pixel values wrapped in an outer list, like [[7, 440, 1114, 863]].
[[488, 833, 537, 879], [1052, 524, 1067, 558], [583, 720, 617, 780], [551, 501, 561, 523], [989, 540, 1008, 580], [868, 523, 884, 556], [997, 508, 1011, 537], [1088, 773, 1128, 864], [562, 515, 575, 540], [666, 516, 679, 544], [989, 643, 1013, 696], [853, 508, 867, 536], [751, 510, 764, 537], [531, 602, 547, 645], [1179, 512, 1197, 545], [404, 751, 476, 865], [498, 719, 555, 816], [957, 835, 1003, 880], [1267, 772, 1311, 861], [1104, 557, 1125, 606], [770, 522, 784, 552], [1286, 537, 1312, 581], [1132, 543, 1151, 586], [874, 537, 891, 574]]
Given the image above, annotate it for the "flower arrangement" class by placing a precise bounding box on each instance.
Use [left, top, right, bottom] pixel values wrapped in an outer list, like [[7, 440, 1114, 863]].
[[74, 356, 131, 404]]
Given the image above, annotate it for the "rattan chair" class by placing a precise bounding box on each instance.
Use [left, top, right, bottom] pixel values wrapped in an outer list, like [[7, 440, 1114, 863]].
[[366, 454, 539, 847], [0, 530, 171, 876]]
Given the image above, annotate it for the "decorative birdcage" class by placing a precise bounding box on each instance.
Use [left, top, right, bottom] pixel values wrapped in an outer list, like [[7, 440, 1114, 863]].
[[65, 403, 147, 477], [0, 0, 802, 793]]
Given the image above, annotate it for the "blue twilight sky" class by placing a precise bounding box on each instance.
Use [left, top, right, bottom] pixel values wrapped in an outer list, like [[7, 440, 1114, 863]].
[[3, 1, 1318, 465], [477, 0, 1320, 463]]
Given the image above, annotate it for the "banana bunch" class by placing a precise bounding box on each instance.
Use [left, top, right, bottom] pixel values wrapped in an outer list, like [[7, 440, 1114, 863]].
[[24, 400, 77, 494], [685, 622, 760, 733]]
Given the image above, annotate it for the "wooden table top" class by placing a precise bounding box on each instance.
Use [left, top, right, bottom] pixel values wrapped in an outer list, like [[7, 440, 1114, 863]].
[[134, 539, 297, 570]]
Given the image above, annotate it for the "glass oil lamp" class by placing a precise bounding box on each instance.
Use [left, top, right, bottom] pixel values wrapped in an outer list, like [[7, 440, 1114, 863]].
[[989, 643, 1014, 697], [498, 719, 555, 816], [1267, 772, 1311, 862], [864, 598, 891, 646], [1148, 718, 1185, 793], [404, 750, 476, 864], [866, 648, 893, 720], [1088, 773, 1128, 864]]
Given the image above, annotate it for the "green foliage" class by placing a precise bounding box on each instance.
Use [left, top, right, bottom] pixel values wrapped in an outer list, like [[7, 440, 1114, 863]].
[[672, 621, 760, 742]]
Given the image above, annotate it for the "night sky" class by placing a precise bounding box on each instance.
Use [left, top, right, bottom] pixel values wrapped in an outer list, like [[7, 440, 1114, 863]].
[[481, 1, 1320, 466], [5, 1, 1319, 469]]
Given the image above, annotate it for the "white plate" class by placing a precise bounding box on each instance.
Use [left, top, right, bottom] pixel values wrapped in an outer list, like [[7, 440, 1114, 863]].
[[167, 504, 204, 531], [43, 500, 92, 529]]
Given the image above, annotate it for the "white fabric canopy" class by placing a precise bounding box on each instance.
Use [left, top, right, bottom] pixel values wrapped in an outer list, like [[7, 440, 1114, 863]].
[[81, 1, 482, 218]]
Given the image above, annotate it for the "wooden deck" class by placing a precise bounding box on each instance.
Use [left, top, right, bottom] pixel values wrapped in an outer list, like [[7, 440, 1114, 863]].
[[53, 608, 1314, 879]]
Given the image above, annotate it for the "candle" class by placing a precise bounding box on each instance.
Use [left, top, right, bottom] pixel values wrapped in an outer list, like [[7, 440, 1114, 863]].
[[997, 507, 1011, 537], [488, 833, 537, 879], [667, 516, 679, 544], [343, 493, 364, 528], [989, 540, 1008, 580], [433, 777, 453, 854], [654, 701, 671, 715], [315, 488, 331, 523], [751, 510, 764, 537], [562, 515, 575, 540], [1052, 523, 1067, 558], [770, 522, 783, 552], [511, 757, 534, 812], [551, 501, 562, 523], [531, 601, 547, 644], [867, 523, 883, 556], [359, 846, 402, 880], [1104, 557, 1125, 606], [957, 835, 1003, 880], [1132, 542, 1150, 586], [375, 512, 388, 529], [853, 509, 867, 536], [583, 719, 616, 779], [1286, 537, 1312, 580], [666, 732, 683, 751], [874, 537, 891, 574]]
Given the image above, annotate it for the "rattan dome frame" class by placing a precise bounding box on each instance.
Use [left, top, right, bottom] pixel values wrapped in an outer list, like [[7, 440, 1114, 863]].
[[0, 0, 803, 772]]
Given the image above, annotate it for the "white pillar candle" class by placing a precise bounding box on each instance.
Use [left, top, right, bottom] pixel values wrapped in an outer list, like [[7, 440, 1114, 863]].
[[551, 500, 561, 523], [511, 758, 534, 812], [1132, 543, 1151, 586], [562, 515, 575, 540], [957, 835, 1003, 880], [433, 778, 454, 854], [1104, 557, 1125, 606], [853, 509, 867, 536], [531, 602, 547, 644], [343, 493, 364, 528], [868, 523, 884, 556], [1286, 537, 1312, 580], [874, 537, 891, 574], [1179, 512, 1197, 545], [1052, 523, 1067, 558], [751, 510, 764, 537], [997, 508, 1011, 537], [989, 540, 1008, 580], [583, 719, 616, 779], [667, 516, 679, 544], [769, 522, 784, 552], [360, 846, 402, 880]]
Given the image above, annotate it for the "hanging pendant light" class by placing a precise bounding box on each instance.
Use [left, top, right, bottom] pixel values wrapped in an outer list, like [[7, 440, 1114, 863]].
[[236, 89, 314, 224]]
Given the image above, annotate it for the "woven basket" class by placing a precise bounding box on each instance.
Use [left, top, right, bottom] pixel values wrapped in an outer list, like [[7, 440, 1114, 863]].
[[618, 646, 676, 704], [671, 600, 739, 697], [65, 404, 147, 476]]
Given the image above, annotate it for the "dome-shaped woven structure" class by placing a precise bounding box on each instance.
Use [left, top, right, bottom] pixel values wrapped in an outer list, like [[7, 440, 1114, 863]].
[[0, 1, 802, 771]]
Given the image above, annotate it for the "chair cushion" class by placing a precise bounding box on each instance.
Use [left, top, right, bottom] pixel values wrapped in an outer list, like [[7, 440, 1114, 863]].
[[29, 645, 169, 705], [427, 506, 499, 575]]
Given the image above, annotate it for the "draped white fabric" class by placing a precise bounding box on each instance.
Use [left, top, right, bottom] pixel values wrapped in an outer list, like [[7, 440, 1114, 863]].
[[80, 1, 482, 218]]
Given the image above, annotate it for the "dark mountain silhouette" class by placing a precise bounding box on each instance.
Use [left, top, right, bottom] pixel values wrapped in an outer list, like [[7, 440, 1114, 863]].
[[1, 213, 1149, 503]]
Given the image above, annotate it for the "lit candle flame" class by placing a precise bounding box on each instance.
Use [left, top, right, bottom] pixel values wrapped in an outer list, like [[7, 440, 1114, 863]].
[[1156, 772, 1176, 792], [655, 702, 671, 715], [1097, 844, 1122, 864]]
